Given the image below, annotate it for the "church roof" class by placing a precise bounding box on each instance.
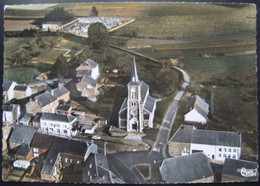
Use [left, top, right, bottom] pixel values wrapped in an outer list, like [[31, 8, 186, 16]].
[[130, 56, 139, 83], [144, 95, 156, 113], [119, 98, 127, 112], [140, 81, 149, 102]]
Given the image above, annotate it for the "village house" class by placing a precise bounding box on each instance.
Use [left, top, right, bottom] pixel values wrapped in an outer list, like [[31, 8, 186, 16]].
[[160, 153, 214, 183], [20, 113, 33, 126], [40, 112, 77, 137], [3, 80, 17, 103], [76, 58, 99, 80], [222, 158, 258, 182], [2, 125, 12, 152], [13, 85, 32, 100], [118, 57, 156, 132], [41, 137, 98, 181], [79, 117, 98, 135], [55, 105, 72, 115], [32, 114, 41, 128], [26, 86, 70, 115], [8, 125, 37, 161], [76, 75, 98, 98], [82, 153, 124, 183], [42, 22, 62, 31], [168, 125, 242, 162], [184, 95, 209, 124], [30, 133, 55, 159], [2, 104, 21, 124]]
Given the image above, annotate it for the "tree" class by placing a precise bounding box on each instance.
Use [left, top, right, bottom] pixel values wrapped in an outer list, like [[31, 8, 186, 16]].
[[88, 22, 109, 49], [90, 6, 98, 17], [52, 54, 68, 77], [43, 7, 75, 23]]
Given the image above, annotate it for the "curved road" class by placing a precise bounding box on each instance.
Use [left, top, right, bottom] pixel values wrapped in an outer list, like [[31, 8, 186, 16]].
[[151, 66, 190, 158]]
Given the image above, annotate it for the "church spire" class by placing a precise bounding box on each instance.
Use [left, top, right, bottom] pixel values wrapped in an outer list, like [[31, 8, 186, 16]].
[[131, 56, 139, 82]]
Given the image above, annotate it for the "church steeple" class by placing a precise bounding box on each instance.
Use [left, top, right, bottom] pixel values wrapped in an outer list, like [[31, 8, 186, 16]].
[[131, 56, 139, 82]]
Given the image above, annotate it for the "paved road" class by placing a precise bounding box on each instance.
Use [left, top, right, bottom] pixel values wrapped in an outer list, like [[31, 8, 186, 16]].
[[151, 66, 190, 158]]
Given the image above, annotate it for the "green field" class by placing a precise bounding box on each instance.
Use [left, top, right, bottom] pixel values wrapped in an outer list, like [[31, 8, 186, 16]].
[[4, 67, 41, 84]]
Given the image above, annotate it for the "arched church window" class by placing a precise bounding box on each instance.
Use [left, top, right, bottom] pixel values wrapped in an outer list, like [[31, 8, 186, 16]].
[[131, 88, 136, 99]]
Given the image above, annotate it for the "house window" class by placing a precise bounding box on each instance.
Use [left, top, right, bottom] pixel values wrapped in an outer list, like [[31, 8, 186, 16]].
[[223, 154, 227, 158], [57, 129, 60, 134], [228, 148, 231, 152], [132, 102, 136, 107], [49, 128, 53, 133], [29, 105, 32, 110], [232, 155, 236, 159], [233, 149, 236, 153], [64, 130, 67, 134], [219, 148, 222, 152], [33, 148, 39, 153], [218, 154, 221, 157], [224, 148, 227, 152], [77, 160, 80, 164], [65, 158, 68, 163], [228, 155, 231, 158], [70, 159, 73, 163]]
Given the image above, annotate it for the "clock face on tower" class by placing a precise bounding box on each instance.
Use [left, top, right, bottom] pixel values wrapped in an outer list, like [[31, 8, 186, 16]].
[[131, 109, 137, 116]]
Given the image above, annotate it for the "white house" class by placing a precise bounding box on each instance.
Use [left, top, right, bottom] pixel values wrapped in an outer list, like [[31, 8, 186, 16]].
[[118, 57, 156, 132], [168, 125, 242, 162], [3, 80, 17, 103], [42, 22, 62, 31], [184, 95, 209, 124], [2, 104, 21, 124], [40, 112, 77, 137], [76, 58, 99, 80]]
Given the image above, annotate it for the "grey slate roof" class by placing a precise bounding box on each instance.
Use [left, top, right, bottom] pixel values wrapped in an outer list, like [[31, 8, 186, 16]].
[[160, 153, 214, 183], [58, 78, 72, 85], [119, 98, 127, 112], [140, 81, 149, 102], [169, 125, 194, 143], [81, 75, 97, 87], [144, 95, 156, 113], [51, 86, 70, 99], [56, 105, 72, 112], [31, 133, 55, 150], [40, 112, 76, 123], [222, 158, 258, 180], [41, 137, 89, 174], [20, 113, 33, 124], [83, 58, 98, 68], [14, 85, 28, 91], [3, 104, 14, 112], [169, 125, 241, 147], [34, 92, 56, 107], [9, 125, 37, 146], [16, 143, 31, 157], [3, 80, 15, 91], [191, 130, 241, 147], [76, 69, 92, 77]]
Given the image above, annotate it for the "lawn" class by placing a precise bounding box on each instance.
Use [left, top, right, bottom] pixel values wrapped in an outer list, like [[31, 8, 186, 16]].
[[4, 67, 41, 84]]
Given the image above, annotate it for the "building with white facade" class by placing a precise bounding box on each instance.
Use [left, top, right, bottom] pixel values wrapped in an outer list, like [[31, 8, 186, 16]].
[[3, 80, 17, 103], [76, 58, 99, 80], [168, 125, 242, 162], [2, 104, 21, 124], [118, 57, 156, 132], [42, 22, 62, 31], [184, 95, 209, 124], [40, 112, 77, 137]]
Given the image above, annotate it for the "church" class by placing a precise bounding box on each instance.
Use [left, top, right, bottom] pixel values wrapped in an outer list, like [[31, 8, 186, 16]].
[[118, 57, 156, 132]]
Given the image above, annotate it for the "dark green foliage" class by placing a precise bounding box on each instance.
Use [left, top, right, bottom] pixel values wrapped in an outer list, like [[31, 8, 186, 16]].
[[90, 6, 98, 16], [52, 54, 69, 77], [43, 7, 75, 23], [88, 22, 109, 49]]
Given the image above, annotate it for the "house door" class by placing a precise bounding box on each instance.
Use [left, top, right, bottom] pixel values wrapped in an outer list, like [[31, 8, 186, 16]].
[[132, 121, 137, 131], [212, 155, 215, 159]]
